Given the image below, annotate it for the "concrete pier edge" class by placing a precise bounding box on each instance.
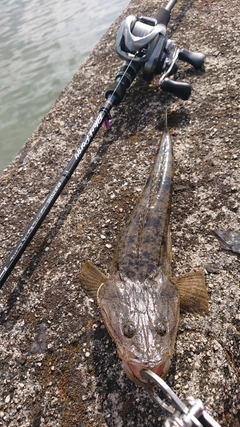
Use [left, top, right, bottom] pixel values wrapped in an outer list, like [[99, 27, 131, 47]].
[[0, 1, 239, 426]]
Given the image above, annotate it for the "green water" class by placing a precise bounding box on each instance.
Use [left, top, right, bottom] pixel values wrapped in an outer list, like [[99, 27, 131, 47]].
[[0, 0, 129, 172]]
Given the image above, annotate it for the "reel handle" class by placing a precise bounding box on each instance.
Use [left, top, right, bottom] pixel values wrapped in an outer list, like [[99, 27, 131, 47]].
[[160, 78, 192, 100], [179, 48, 206, 69]]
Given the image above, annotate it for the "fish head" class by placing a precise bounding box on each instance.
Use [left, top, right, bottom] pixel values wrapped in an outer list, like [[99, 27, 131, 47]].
[[97, 271, 180, 387]]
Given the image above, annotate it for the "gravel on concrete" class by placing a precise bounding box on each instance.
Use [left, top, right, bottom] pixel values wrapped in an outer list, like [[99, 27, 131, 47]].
[[0, 0, 239, 426]]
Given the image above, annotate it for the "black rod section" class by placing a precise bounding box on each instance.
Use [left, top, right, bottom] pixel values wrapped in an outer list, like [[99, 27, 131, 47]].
[[0, 59, 142, 288], [0, 98, 114, 288]]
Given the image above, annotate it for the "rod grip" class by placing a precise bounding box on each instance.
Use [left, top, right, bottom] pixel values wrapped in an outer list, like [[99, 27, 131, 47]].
[[154, 8, 170, 26], [105, 61, 142, 105]]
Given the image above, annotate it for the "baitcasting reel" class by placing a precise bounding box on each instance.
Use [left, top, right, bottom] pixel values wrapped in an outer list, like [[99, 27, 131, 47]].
[[115, 7, 205, 100]]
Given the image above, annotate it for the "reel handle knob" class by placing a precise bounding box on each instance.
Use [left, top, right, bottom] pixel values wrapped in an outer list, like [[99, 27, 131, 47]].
[[160, 78, 192, 100], [179, 48, 206, 69]]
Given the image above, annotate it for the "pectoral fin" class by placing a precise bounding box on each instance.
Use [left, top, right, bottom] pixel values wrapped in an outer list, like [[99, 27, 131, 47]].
[[79, 260, 108, 301], [174, 269, 208, 314]]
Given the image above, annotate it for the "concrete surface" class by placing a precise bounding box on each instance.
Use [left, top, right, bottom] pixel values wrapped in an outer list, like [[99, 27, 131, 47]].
[[0, 0, 239, 426]]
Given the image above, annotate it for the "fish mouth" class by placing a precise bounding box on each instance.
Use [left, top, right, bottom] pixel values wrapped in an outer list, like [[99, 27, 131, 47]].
[[122, 359, 171, 387]]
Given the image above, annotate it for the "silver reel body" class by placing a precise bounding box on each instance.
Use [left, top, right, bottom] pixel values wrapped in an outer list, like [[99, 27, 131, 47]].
[[114, 11, 205, 99], [116, 15, 168, 81]]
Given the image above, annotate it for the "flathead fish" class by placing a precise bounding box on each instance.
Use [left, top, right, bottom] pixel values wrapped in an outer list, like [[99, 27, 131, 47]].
[[80, 128, 208, 386]]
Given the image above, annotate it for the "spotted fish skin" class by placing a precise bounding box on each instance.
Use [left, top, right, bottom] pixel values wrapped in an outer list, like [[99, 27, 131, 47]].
[[113, 128, 173, 282], [97, 128, 180, 385]]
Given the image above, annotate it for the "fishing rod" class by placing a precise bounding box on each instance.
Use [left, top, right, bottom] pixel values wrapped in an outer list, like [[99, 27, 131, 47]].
[[0, 0, 205, 288]]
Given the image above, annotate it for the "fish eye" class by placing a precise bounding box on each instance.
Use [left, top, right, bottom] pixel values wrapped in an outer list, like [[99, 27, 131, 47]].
[[123, 322, 136, 338], [155, 321, 167, 336]]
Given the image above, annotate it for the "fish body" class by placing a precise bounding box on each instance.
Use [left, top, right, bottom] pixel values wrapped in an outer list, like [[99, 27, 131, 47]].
[[80, 128, 208, 386], [98, 128, 179, 385]]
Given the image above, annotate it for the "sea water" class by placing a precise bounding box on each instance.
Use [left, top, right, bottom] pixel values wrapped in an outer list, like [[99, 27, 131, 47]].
[[0, 0, 129, 172]]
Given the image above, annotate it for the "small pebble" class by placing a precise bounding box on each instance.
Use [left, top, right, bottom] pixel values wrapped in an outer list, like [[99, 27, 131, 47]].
[[5, 394, 10, 403]]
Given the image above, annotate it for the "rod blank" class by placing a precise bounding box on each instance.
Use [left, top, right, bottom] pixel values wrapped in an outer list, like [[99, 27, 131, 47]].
[[0, 99, 113, 288], [165, 0, 178, 12]]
